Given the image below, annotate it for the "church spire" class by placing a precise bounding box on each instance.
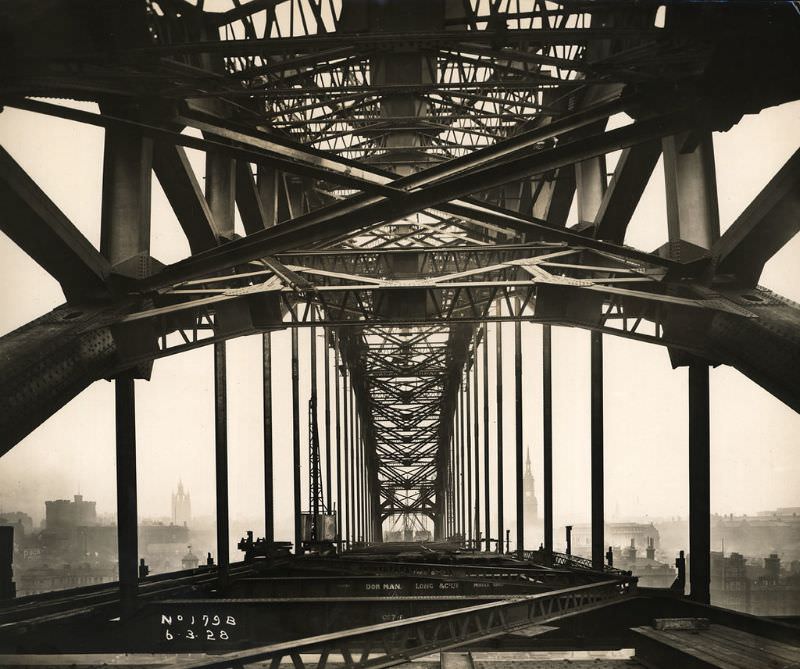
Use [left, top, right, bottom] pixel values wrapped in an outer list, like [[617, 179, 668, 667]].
[[523, 447, 537, 520]]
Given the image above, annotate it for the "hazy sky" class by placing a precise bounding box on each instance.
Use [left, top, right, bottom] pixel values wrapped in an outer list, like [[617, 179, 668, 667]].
[[0, 99, 798, 552]]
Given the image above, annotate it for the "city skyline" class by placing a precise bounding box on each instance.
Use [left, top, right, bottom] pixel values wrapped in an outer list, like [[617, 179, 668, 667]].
[[3, 475, 798, 532]]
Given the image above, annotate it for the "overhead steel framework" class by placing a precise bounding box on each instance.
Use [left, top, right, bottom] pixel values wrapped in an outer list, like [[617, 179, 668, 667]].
[[0, 0, 799, 661]]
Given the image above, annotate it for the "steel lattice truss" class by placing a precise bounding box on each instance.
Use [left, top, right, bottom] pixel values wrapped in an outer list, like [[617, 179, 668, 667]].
[[1, 0, 799, 534], [360, 326, 457, 519]]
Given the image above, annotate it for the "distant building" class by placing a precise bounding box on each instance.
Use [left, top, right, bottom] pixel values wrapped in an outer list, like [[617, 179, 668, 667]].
[[15, 563, 116, 597], [711, 511, 800, 560], [613, 537, 676, 588], [140, 522, 191, 573], [181, 546, 199, 570], [45, 495, 97, 529], [711, 551, 800, 616], [571, 522, 661, 555], [0, 512, 33, 535], [521, 449, 542, 548], [756, 507, 800, 518], [171, 481, 192, 527]]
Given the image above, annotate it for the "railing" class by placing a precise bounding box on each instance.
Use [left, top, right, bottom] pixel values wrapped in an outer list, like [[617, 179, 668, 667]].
[[0, 563, 253, 634], [285, 556, 605, 588], [513, 549, 632, 577], [173, 579, 634, 669]]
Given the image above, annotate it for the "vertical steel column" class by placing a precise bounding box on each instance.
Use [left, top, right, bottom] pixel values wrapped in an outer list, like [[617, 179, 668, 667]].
[[101, 123, 151, 616], [542, 325, 553, 554], [368, 436, 373, 542], [308, 320, 322, 523], [452, 431, 458, 538], [206, 147, 235, 579], [96, 134, 150, 622], [515, 317, 524, 552], [465, 369, 473, 545], [575, 155, 607, 227], [354, 414, 360, 543], [453, 425, 458, 537], [689, 363, 711, 605], [205, 154, 236, 239], [473, 338, 481, 545], [263, 333, 274, 543], [257, 164, 279, 228], [214, 343, 230, 583], [452, 432, 457, 538], [365, 432, 370, 542], [291, 328, 302, 553], [451, 405, 458, 538], [663, 132, 720, 252], [450, 426, 456, 538], [335, 345, 342, 538], [359, 410, 363, 541], [343, 371, 350, 547], [324, 333, 332, 511], [115, 377, 138, 617], [495, 314, 504, 553], [662, 128, 717, 598], [449, 410, 455, 538], [360, 412, 365, 542], [371, 446, 382, 543], [100, 127, 152, 267], [459, 387, 467, 539], [353, 409, 359, 542], [309, 323, 319, 521], [362, 423, 367, 542], [366, 455, 371, 543], [349, 385, 356, 543], [444, 436, 450, 539], [482, 326, 491, 551], [591, 332, 604, 571], [360, 415, 365, 542], [364, 436, 370, 544], [355, 418, 364, 542], [367, 433, 372, 542]]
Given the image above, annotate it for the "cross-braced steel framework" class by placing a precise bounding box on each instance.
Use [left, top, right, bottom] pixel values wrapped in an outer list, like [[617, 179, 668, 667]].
[[1, 0, 800, 631]]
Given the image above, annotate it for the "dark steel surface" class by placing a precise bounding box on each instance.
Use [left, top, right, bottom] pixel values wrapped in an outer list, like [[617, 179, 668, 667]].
[[1, 2, 799, 661]]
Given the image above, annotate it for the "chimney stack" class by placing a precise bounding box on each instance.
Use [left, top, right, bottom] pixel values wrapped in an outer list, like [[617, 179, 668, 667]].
[[626, 538, 637, 561], [646, 537, 655, 561]]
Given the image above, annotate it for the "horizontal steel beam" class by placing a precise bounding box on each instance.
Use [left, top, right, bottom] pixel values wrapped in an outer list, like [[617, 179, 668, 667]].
[[118, 28, 671, 59], [138, 107, 691, 290]]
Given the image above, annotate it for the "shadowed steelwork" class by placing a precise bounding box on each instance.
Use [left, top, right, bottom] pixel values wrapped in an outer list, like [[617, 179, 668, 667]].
[[0, 0, 799, 663]]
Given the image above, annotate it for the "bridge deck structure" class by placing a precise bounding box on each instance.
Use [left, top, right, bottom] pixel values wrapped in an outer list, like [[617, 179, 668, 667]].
[[1, 0, 799, 665]]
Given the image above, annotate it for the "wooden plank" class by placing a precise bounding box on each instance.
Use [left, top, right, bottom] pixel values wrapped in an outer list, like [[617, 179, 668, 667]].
[[440, 652, 474, 669], [633, 626, 798, 669], [661, 629, 779, 669], [700, 625, 800, 666]]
